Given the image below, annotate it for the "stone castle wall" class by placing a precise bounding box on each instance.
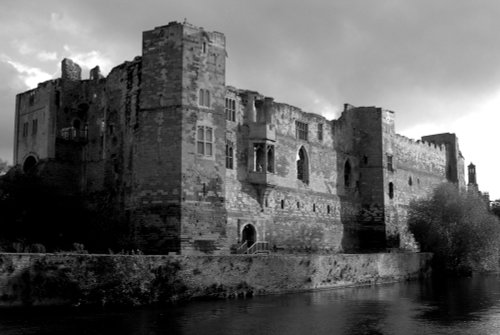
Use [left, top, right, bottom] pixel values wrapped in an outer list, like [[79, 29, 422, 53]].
[[12, 21, 466, 255], [0, 252, 432, 306]]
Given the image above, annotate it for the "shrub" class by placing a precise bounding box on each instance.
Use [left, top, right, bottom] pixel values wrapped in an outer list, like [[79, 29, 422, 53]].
[[409, 183, 500, 274]]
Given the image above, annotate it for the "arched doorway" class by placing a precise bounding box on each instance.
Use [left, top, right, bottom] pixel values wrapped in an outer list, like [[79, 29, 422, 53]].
[[23, 155, 37, 173], [241, 224, 256, 247]]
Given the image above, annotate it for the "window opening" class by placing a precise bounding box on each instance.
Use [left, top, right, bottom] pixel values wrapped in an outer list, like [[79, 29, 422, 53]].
[[267, 145, 274, 173], [296, 121, 308, 141], [313, 204, 316, 212], [327, 205, 331, 214], [197, 126, 213, 156], [22, 122, 29, 137], [32, 119, 38, 136], [363, 155, 368, 165], [297, 146, 309, 183], [253, 143, 265, 172], [198, 89, 210, 107], [225, 98, 236, 121], [226, 141, 234, 169], [408, 176, 413, 186], [318, 123, 323, 141], [297, 202, 300, 209], [281, 199, 285, 209], [389, 182, 394, 199], [344, 160, 351, 187], [387, 155, 393, 172]]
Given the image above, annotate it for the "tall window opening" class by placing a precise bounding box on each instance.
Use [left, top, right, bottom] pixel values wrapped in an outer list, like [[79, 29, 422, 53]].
[[387, 155, 393, 172], [297, 146, 309, 183], [318, 123, 323, 141], [198, 89, 210, 107], [22, 122, 29, 137], [267, 145, 274, 173], [226, 141, 234, 169], [296, 121, 308, 141], [197, 126, 213, 156], [32, 119, 38, 136], [344, 160, 352, 187], [225, 98, 236, 121], [254, 143, 265, 172], [389, 182, 394, 199]]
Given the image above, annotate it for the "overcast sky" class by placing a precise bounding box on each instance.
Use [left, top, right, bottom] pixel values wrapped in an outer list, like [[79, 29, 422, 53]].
[[1, 0, 499, 198]]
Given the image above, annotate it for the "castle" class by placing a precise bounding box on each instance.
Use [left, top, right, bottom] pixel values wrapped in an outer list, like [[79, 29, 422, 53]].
[[13, 21, 470, 255]]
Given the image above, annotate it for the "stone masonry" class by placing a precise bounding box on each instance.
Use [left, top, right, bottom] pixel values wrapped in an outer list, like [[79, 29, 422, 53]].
[[13, 21, 468, 254]]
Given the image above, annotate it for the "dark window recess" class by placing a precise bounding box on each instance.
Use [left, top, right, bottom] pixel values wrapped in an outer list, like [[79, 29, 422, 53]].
[[225, 141, 234, 169], [297, 146, 309, 183], [22, 122, 29, 137], [363, 155, 368, 165], [225, 98, 236, 121], [296, 121, 308, 141], [408, 177, 413, 186], [389, 182, 394, 199], [281, 200, 285, 209], [344, 160, 351, 187], [267, 145, 274, 173], [202, 41, 207, 53], [387, 155, 394, 172], [32, 119, 38, 135], [313, 204, 316, 212], [254, 143, 265, 172], [297, 202, 300, 209], [318, 123, 323, 141], [28, 91, 35, 106], [327, 205, 331, 214]]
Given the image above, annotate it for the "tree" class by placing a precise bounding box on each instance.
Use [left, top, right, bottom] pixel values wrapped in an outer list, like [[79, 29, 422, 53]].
[[0, 158, 10, 175], [408, 183, 500, 274]]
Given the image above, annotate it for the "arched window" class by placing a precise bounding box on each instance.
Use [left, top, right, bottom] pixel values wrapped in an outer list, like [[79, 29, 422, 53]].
[[389, 182, 394, 199], [408, 176, 413, 186], [297, 146, 309, 184], [344, 160, 351, 187]]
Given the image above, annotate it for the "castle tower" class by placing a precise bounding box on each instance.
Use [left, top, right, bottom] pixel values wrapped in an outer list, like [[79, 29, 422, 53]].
[[468, 163, 477, 186], [132, 22, 228, 254]]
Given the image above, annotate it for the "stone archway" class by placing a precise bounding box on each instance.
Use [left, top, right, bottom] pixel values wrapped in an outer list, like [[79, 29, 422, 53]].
[[23, 155, 37, 173], [241, 224, 256, 247]]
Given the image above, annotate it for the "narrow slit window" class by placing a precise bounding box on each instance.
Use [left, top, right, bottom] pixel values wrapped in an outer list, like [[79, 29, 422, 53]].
[[226, 141, 234, 169]]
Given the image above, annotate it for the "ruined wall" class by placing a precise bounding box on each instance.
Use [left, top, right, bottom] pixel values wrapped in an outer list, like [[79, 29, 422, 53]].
[[14, 81, 58, 166], [0, 252, 432, 306], [383, 112, 449, 249], [132, 23, 185, 253], [179, 24, 228, 255], [223, 94, 349, 253]]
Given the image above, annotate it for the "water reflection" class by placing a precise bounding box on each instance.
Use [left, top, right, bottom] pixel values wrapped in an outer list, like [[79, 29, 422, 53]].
[[2, 274, 500, 334]]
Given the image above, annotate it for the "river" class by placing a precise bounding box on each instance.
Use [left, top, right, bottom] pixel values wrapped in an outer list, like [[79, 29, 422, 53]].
[[1, 274, 500, 334]]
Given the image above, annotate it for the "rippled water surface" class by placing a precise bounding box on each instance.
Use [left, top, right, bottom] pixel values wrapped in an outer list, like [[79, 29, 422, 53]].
[[2, 274, 500, 334]]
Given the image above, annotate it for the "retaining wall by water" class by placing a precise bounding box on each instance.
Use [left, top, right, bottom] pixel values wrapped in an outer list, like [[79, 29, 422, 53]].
[[0, 252, 432, 306]]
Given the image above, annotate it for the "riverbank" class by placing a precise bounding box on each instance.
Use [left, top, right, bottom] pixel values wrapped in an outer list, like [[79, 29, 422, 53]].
[[0, 252, 432, 306]]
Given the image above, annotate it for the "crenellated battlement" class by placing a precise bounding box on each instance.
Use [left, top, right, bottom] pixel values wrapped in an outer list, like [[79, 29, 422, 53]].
[[394, 133, 445, 152]]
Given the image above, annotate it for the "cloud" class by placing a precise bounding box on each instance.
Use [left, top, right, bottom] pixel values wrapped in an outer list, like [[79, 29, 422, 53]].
[[37, 51, 58, 62], [50, 12, 88, 36], [0, 55, 53, 89], [62, 45, 113, 76]]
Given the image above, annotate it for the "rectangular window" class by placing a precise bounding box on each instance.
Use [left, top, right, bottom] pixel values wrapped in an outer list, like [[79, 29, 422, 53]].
[[387, 155, 393, 172], [296, 121, 308, 141], [22, 122, 29, 137], [318, 123, 323, 141], [197, 126, 213, 156], [225, 98, 236, 121], [226, 141, 234, 169], [28, 91, 35, 106], [198, 89, 210, 108], [32, 119, 38, 135]]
